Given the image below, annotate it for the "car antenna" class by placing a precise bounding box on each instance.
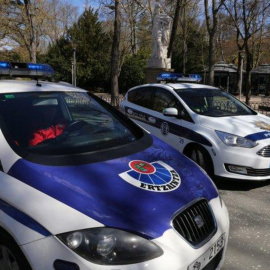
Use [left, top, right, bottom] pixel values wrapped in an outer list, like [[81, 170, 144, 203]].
[[36, 77, 42, 87]]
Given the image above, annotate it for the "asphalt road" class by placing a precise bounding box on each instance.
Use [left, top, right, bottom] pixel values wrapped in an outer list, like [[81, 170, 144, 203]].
[[214, 178, 270, 270]]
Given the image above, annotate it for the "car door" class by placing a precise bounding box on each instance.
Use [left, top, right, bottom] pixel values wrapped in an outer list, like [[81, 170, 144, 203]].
[[124, 86, 160, 134], [149, 87, 187, 150]]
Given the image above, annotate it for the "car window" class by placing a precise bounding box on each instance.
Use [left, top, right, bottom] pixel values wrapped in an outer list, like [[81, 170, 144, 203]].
[[153, 88, 178, 113], [175, 88, 256, 117], [127, 89, 137, 103], [0, 92, 141, 155], [132, 87, 154, 109]]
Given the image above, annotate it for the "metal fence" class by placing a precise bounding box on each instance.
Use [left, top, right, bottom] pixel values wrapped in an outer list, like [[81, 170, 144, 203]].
[[97, 95, 124, 104], [250, 102, 270, 116]]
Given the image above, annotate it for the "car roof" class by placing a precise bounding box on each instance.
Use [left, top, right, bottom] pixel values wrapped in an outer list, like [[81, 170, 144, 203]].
[[0, 80, 86, 93], [166, 83, 219, 90], [129, 82, 219, 92]]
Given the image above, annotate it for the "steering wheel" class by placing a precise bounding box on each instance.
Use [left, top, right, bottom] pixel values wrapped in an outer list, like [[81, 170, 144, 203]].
[[36, 121, 87, 146], [36, 137, 58, 145], [64, 120, 88, 132], [91, 126, 112, 135]]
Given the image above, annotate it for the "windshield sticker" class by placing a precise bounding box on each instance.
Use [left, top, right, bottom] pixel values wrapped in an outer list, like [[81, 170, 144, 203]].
[[119, 160, 181, 192], [4, 94, 15, 99], [254, 121, 270, 131]]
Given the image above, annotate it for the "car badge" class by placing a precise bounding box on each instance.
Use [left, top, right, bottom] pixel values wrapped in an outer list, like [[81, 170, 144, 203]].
[[194, 215, 204, 228], [119, 160, 181, 192], [161, 122, 169, 136], [254, 121, 270, 131]]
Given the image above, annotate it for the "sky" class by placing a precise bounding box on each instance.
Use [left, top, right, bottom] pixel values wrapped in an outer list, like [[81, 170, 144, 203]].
[[70, 0, 87, 14], [70, 0, 98, 14]]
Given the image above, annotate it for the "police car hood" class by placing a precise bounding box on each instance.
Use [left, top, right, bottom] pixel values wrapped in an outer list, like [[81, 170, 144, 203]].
[[8, 136, 218, 239], [199, 113, 270, 141]]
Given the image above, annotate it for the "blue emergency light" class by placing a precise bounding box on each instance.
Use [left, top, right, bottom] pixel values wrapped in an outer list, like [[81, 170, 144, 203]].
[[0, 62, 10, 69], [0, 61, 54, 78], [157, 72, 202, 83], [0, 61, 11, 75]]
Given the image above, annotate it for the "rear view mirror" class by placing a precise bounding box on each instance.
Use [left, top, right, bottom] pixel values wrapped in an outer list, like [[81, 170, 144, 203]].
[[163, 108, 178, 117]]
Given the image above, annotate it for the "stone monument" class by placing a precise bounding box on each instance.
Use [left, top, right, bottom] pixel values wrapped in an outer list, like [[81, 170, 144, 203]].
[[146, 3, 173, 83]]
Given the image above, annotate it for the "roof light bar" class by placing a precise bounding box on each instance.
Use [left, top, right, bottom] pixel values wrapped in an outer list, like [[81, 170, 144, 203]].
[[157, 72, 202, 83], [0, 61, 54, 78], [0, 61, 11, 75]]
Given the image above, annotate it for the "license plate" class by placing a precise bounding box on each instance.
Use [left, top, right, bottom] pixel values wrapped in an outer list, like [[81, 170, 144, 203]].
[[188, 233, 225, 270]]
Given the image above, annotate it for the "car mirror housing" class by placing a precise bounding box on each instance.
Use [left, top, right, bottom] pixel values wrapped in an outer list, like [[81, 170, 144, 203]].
[[163, 108, 178, 117]]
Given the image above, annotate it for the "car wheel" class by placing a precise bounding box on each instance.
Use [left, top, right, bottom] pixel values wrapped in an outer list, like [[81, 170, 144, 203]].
[[0, 232, 31, 270], [187, 146, 214, 177]]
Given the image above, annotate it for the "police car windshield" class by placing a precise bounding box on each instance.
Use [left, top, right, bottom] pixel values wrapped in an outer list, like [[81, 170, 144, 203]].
[[0, 92, 140, 155], [175, 88, 256, 117]]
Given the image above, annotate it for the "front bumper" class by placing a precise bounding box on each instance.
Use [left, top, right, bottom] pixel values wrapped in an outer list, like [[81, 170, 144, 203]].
[[212, 142, 270, 181], [21, 197, 229, 270]]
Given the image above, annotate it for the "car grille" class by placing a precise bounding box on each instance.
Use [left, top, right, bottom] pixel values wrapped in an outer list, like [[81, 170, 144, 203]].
[[172, 199, 216, 247], [246, 167, 270, 176], [257, 145, 270, 157]]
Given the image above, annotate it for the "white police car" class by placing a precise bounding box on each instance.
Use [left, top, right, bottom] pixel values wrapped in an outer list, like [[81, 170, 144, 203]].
[[0, 63, 229, 270], [120, 72, 270, 181]]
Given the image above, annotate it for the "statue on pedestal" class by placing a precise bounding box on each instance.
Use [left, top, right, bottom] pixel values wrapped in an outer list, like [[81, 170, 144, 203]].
[[148, 4, 172, 69]]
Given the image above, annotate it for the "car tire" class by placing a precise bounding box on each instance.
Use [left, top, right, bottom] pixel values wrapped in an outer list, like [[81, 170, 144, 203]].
[[186, 145, 214, 178], [0, 231, 31, 270]]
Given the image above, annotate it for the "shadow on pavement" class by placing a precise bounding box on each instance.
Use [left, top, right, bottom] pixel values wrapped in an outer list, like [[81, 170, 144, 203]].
[[213, 177, 270, 191]]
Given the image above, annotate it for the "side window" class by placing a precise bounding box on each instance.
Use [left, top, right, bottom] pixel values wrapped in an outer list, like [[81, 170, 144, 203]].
[[153, 88, 178, 113], [127, 89, 137, 103], [133, 87, 154, 109]]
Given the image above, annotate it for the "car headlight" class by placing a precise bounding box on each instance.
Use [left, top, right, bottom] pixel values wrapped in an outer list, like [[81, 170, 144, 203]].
[[215, 130, 257, 148], [57, 228, 163, 265]]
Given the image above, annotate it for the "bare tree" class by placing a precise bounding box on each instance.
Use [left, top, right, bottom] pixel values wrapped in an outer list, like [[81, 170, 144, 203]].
[[0, 0, 78, 61], [120, 1, 144, 55], [167, 0, 182, 59], [43, 0, 78, 44], [0, 0, 38, 62], [0, 0, 8, 42], [111, 0, 121, 107], [223, 0, 270, 104], [204, 0, 224, 85]]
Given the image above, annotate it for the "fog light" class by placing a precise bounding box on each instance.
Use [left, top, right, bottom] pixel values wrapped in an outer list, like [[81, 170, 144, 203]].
[[227, 165, 247, 175]]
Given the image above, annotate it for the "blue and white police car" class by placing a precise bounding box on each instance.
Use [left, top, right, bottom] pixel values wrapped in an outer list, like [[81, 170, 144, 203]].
[[120, 72, 270, 181], [0, 63, 229, 270]]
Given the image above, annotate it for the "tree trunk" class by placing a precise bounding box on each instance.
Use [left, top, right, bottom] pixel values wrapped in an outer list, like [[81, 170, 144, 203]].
[[167, 0, 182, 59], [244, 50, 252, 105], [130, 1, 137, 55], [182, 1, 187, 74], [111, 0, 121, 107], [208, 35, 215, 86], [204, 0, 219, 86], [24, 0, 37, 62]]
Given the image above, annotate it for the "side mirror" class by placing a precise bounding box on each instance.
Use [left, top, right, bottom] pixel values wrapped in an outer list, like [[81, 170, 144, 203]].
[[163, 107, 178, 117]]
